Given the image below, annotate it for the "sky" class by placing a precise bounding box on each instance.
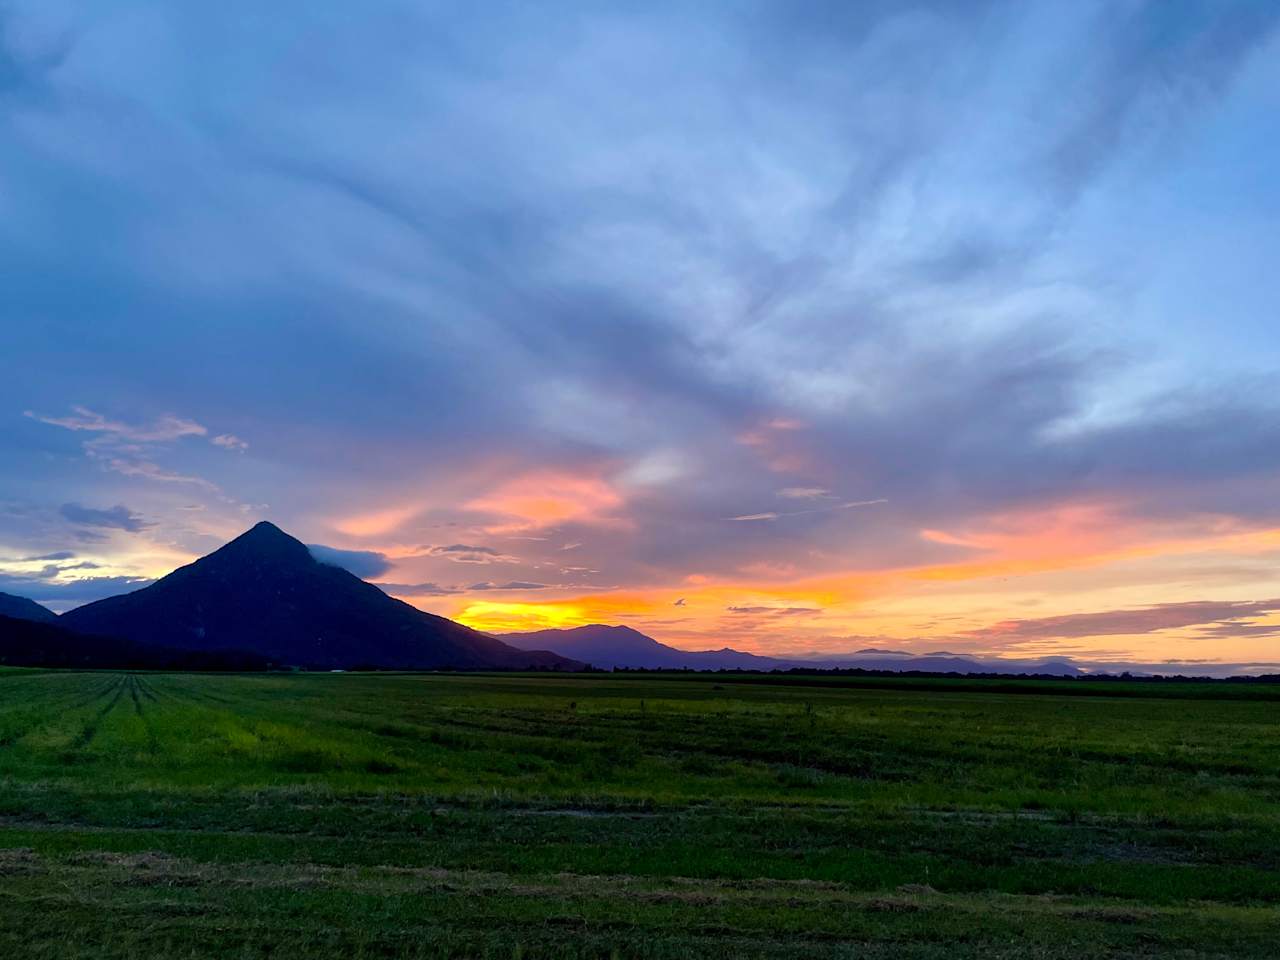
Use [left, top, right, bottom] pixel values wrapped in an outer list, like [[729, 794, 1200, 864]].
[[3, 1, 1280, 670]]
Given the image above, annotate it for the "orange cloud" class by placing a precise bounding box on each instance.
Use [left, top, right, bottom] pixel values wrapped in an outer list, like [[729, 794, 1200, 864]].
[[913, 501, 1280, 584], [464, 470, 625, 533], [332, 503, 423, 538], [735, 417, 812, 474]]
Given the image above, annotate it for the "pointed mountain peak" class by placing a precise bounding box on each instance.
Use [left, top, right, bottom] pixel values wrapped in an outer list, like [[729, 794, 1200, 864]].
[[60, 519, 579, 671], [242, 520, 292, 540], [209, 521, 313, 566]]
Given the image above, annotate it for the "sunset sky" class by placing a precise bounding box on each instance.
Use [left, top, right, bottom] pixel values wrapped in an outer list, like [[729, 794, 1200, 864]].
[[3, 2, 1280, 669]]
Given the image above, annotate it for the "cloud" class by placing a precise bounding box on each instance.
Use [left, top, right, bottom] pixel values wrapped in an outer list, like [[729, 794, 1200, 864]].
[[99, 457, 219, 489], [0, 572, 153, 607], [468, 581, 549, 591], [726, 606, 822, 617], [778, 487, 830, 500], [464, 472, 624, 533], [1042, 3, 1280, 199], [212, 433, 248, 451], [975, 599, 1280, 643], [25, 407, 207, 442], [375, 582, 463, 596], [15, 551, 76, 561], [24, 407, 240, 489], [428, 544, 518, 564], [730, 499, 887, 522], [306, 544, 393, 579], [59, 503, 151, 533]]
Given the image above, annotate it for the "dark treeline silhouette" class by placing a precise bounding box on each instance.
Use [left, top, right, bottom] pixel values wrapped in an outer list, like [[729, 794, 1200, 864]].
[[0, 614, 271, 671], [602, 665, 1280, 698]]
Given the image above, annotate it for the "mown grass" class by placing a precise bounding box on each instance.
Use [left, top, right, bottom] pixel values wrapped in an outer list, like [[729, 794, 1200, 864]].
[[0, 670, 1276, 957]]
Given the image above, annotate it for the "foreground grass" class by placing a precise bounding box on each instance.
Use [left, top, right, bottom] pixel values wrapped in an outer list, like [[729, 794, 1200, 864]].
[[0, 671, 1276, 957]]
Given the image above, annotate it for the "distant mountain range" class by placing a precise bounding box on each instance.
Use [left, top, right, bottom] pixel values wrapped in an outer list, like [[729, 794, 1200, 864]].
[[7, 522, 577, 671], [0, 524, 1269, 677], [496, 625, 789, 671], [498, 624, 1082, 676]]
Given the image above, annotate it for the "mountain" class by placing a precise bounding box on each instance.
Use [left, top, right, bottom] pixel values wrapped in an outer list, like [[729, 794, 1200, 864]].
[[61, 522, 579, 671], [0, 614, 272, 670], [498, 624, 792, 670], [0, 591, 58, 625], [500, 624, 1081, 676], [793, 650, 1081, 677], [809, 654, 1079, 676]]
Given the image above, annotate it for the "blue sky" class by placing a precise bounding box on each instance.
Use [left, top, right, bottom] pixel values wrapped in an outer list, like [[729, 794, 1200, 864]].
[[3, 2, 1279, 666]]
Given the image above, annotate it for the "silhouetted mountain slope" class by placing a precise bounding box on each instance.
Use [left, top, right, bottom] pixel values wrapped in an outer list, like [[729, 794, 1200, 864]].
[[498, 624, 790, 670], [0, 614, 272, 670], [61, 522, 578, 670], [0, 591, 58, 625]]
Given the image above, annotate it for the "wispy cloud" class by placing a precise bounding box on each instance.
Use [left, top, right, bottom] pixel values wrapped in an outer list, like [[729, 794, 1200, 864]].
[[726, 605, 822, 617], [428, 544, 519, 564], [375, 582, 463, 597], [730, 499, 887, 522], [974, 599, 1280, 642], [25, 407, 207, 442], [212, 433, 248, 451], [99, 457, 219, 489], [24, 406, 242, 493], [778, 487, 830, 500]]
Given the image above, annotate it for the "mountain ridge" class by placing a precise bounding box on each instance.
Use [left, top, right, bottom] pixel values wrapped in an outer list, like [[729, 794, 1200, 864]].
[[60, 521, 579, 671], [498, 623, 1083, 675], [496, 624, 787, 671], [0, 591, 58, 625]]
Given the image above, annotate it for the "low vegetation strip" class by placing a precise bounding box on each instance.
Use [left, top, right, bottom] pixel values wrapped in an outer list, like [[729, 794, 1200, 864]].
[[0, 671, 1276, 957]]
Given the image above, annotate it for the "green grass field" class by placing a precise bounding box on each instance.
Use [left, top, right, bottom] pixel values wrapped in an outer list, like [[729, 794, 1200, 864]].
[[0, 670, 1277, 957]]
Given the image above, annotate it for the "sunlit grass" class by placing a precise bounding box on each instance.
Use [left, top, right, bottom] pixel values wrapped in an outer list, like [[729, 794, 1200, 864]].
[[0, 670, 1277, 957]]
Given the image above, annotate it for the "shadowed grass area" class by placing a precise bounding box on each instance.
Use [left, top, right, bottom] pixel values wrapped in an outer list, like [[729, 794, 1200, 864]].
[[0, 670, 1277, 957]]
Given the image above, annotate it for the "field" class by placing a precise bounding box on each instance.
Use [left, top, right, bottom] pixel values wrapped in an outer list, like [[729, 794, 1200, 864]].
[[0, 671, 1277, 958]]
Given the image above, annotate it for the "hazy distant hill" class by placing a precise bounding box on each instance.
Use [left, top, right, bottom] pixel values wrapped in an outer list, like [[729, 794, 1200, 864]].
[[61, 522, 579, 671], [0, 591, 58, 625], [498, 624, 790, 670], [501, 624, 1081, 676], [791, 650, 1081, 676]]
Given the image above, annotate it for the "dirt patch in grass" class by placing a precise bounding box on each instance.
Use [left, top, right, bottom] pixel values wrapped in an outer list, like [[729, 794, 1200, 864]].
[[1067, 907, 1154, 925], [66, 850, 180, 869], [896, 884, 938, 895]]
